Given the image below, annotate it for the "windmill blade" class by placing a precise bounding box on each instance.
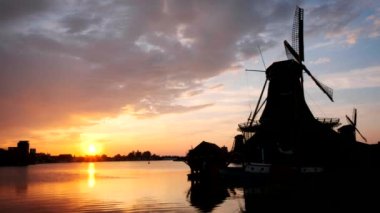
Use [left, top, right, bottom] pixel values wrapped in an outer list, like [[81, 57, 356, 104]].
[[346, 115, 354, 126], [284, 40, 334, 101], [355, 127, 367, 143], [258, 45, 267, 69], [292, 6, 304, 62], [303, 65, 334, 102], [346, 115, 367, 142], [353, 108, 357, 126], [250, 78, 268, 125], [248, 46, 268, 126], [245, 69, 265, 72], [284, 40, 301, 63], [257, 97, 267, 114], [247, 111, 252, 124]]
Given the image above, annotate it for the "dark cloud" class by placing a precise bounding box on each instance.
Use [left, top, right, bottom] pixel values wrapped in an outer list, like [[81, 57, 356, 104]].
[[305, 1, 363, 38], [0, 0, 370, 138], [61, 15, 103, 34], [0, 0, 51, 24]]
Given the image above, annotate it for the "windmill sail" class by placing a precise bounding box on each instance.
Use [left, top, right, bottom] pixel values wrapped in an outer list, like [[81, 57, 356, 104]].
[[284, 40, 334, 102], [346, 109, 367, 142], [303, 66, 334, 101], [285, 40, 301, 63], [292, 6, 304, 62]]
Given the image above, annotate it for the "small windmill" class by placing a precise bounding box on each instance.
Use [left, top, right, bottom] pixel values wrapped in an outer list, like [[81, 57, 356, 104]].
[[345, 108, 367, 142], [284, 6, 334, 102]]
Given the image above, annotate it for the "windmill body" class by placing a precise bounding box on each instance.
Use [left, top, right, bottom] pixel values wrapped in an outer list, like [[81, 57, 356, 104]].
[[243, 59, 347, 169]]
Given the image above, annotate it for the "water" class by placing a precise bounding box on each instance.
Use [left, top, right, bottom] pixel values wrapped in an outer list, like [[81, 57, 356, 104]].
[[1, 161, 378, 212], [0, 161, 244, 212]]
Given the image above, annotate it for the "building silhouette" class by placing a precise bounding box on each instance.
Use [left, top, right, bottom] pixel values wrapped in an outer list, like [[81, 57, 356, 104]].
[[0, 140, 35, 166]]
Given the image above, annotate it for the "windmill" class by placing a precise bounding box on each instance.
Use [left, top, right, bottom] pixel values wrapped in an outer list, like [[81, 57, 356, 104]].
[[284, 6, 334, 102], [345, 108, 367, 143], [240, 6, 338, 144], [243, 6, 334, 131], [228, 5, 377, 175]]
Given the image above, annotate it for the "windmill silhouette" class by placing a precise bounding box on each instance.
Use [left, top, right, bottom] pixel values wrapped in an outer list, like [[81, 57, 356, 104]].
[[240, 7, 337, 135], [339, 108, 367, 143], [240, 6, 351, 168]]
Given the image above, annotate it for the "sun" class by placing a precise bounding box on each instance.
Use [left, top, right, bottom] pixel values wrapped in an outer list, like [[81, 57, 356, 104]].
[[88, 144, 97, 155], [80, 138, 103, 156]]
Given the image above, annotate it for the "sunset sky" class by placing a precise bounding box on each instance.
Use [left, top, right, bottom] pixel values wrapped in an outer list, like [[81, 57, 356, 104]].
[[1, 0, 380, 156]]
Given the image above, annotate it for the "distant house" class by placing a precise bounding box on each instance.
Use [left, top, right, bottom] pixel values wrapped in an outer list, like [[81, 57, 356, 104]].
[[186, 141, 229, 179]]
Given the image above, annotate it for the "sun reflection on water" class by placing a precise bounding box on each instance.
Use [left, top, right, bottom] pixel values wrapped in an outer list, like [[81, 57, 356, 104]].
[[0, 161, 228, 212], [88, 163, 96, 188]]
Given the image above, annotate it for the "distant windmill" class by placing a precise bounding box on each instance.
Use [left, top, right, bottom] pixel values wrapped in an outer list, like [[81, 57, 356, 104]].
[[345, 108, 367, 142], [284, 6, 334, 102]]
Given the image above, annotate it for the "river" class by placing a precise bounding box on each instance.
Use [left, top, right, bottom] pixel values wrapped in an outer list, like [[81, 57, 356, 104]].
[[0, 161, 244, 212], [1, 161, 378, 212]]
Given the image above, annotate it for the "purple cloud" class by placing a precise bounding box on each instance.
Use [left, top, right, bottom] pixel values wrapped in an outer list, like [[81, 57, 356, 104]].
[[0, 0, 373, 139]]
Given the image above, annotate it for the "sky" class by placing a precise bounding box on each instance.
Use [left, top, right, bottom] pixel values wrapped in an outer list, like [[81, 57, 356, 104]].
[[0, 0, 380, 156]]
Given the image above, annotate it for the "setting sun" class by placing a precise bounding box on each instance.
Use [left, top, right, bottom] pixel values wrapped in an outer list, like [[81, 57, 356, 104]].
[[86, 144, 102, 156], [88, 144, 97, 155]]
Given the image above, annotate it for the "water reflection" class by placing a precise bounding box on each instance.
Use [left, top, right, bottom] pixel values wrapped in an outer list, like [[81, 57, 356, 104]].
[[0, 167, 29, 194], [187, 180, 246, 213], [186, 170, 380, 212], [1, 162, 199, 212], [87, 163, 96, 188], [15, 168, 28, 194], [187, 181, 229, 212]]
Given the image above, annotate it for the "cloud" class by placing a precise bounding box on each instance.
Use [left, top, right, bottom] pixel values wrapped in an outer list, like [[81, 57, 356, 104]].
[[305, 1, 380, 47], [0, 0, 52, 24], [131, 102, 214, 118], [208, 83, 224, 91], [0, 0, 300, 136], [309, 57, 331, 65], [366, 8, 380, 38], [306, 1, 360, 35], [0, 0, 378, 142], [182, 89, 204, 97], [322, 65, 380, 89]]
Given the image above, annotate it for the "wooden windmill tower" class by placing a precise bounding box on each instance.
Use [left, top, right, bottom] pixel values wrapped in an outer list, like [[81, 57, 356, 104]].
[[241, 7, 346, 167]]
